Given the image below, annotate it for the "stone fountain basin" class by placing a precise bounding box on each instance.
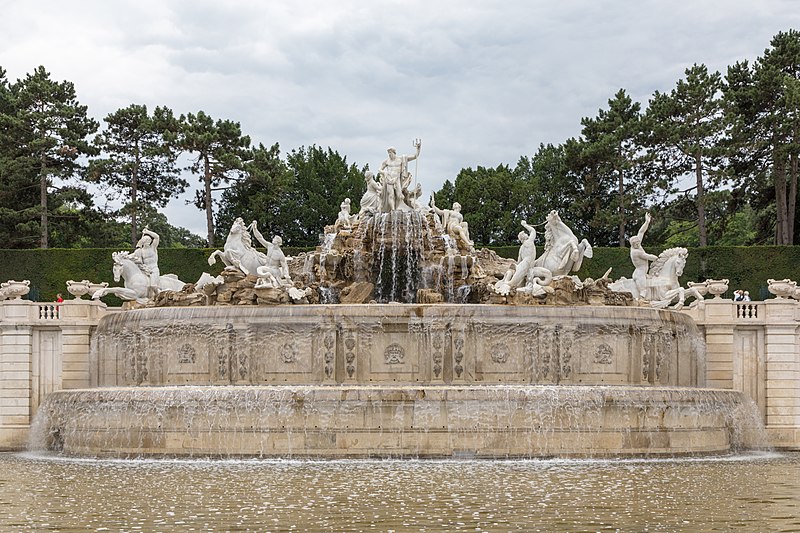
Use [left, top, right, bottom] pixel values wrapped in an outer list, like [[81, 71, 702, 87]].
[[89, 304, 705, 388], [30, 384, 760, 458]]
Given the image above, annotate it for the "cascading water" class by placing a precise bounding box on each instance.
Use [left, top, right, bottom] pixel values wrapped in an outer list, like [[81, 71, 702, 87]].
[[27, 304, 768, 458], [368, 210, 428, 303]]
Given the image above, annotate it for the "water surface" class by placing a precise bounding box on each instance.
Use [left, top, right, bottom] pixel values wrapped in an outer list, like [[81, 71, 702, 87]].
[[1, 452, 798, 532]]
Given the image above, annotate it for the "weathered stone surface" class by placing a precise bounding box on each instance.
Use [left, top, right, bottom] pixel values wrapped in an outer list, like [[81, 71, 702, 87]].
[[340, 282, 375, 304], [255, 287, 289, 305], [416, 288, 444, 304]]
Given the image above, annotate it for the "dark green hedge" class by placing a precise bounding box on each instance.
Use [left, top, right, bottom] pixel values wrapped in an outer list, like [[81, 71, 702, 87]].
[[1, 245, 796, 302]]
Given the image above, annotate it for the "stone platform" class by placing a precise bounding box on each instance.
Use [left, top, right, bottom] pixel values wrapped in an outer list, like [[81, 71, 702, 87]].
[[89, 304, 705, 388], [31, 385, 761, 458]]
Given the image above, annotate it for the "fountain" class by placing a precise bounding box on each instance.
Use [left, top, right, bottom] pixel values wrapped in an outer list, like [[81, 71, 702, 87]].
[[29, 141, 763, 458]]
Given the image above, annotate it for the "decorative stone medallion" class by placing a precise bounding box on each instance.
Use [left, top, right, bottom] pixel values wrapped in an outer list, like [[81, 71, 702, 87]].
[[490, 343, 510, 364], [178, 343, 196, 364], [384, 343, 405, 365], [594, 344, 613, 365]]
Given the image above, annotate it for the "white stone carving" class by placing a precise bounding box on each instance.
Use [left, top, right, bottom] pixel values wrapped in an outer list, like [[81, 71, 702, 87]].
[[768, 278, 796, 299], [0, 279, 30, 300], [86, 282, 109, 298], [377, 139, 421, 212], [92, 251, 185, 303], [358, 171, 383, 217], [66, 280, 90, 299], [494, 220, 553, 296], [430, 198, 474, 250], [706, 279, 729, 299], [133, 227, 161, 299], [533, 210, 593, 277], [610, 214, 702, 309]]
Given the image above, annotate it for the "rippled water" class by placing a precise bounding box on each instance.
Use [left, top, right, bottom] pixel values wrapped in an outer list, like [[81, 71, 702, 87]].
[[1, 451, 798, 532]]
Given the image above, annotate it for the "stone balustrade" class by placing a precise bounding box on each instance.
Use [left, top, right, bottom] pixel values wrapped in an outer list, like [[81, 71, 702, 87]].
[[1, 297, 799, 451]]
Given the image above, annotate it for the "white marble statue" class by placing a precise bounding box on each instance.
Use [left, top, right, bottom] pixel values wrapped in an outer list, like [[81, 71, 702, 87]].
[[335, 198, 355, 231], [92, 251, 185, 304], [132, 227, 161, 299], [533, 210, 593, 277], [250, 221, 292, 288], [430, 198, 474, 249], [628, 213, 659, 299], [494, 220, 553, 296], [358, 171, 383, 217], [378, 139, 421, 212], [208, 218, 268, 276], [608, 214, 703, 309]]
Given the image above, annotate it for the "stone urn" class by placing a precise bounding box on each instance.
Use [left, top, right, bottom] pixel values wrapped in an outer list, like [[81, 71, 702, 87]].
[[66, 280, 91, 300], [705, 279, 729, 299], [0, 279, 31, 300], [86, 282, 109, 298], [687, 280, 709, 297], [767, 278, 797, 299]]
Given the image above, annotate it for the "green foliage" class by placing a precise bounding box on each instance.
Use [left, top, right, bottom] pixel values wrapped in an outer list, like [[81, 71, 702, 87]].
[[724, 30, 800, 244], [578, 89, 648, 246], [644, 64, 726, 246], [283, 145, 366, 246], [177, 111, 251, 247], [215, 142, 294, 243], [89, 104, 186, 247], [446, 164, 519, 245], [4, 66, 99, 248]]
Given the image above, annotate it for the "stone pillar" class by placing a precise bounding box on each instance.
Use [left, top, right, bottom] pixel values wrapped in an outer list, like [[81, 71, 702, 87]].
[[0, 300, 35, 450], [762, 299, 800, 448], [700, 300, 737, 390]]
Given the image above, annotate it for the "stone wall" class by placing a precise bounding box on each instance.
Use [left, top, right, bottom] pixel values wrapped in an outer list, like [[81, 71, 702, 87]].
[[0, 299, 110, 450], [1, 298, 799, 451]]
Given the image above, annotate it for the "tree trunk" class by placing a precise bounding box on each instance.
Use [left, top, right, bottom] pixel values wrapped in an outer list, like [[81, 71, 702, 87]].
[[39, 151, 48, 249], [204, 156, 214, 247], [775, 155, 789, 245], [618, 169, 625, 247], [695, 152, 707, 247], [789, 151, 798, 244], [131, 147, 140, 247]]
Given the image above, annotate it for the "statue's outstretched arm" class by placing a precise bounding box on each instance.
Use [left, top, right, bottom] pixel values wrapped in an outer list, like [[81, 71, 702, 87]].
[[250, 220, 271, 249], [636, 212, 652, 242]]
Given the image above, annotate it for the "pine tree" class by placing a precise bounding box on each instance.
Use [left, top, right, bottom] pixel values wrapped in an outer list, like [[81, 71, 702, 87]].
[[7, 66, 98, 248], [89, 104, 186, 246]]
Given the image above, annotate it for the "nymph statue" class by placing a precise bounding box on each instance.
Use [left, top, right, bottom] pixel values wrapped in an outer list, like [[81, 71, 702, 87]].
[[358, 171, 382, 217]]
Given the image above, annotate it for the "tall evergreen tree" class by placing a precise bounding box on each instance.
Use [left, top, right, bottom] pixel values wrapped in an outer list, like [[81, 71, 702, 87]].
[[724, 30, 800, 244], [215, 142, 294, 243], [177, 111, 251, 246], [89, 104, 186, 246], [580, 89, 646, 246], [7, 66, 98, 248], [644, 64, 726, 246]]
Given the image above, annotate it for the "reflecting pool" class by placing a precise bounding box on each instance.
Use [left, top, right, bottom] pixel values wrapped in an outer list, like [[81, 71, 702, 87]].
[[1, 452, 798, 531]]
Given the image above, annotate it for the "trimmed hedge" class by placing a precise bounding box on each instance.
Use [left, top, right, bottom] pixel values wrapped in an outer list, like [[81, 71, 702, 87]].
[[0, 245, 796, 303]]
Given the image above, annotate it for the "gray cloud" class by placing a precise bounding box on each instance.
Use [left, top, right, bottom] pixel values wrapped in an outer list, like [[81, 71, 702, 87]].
[[2, 0, 799, 234]]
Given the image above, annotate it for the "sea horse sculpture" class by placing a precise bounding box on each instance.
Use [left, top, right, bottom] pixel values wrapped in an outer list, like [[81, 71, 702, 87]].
[[533, 210, 593, 277]]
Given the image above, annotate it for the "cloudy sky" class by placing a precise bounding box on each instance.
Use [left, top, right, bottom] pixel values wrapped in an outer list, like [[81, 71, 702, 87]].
[[2, 0, 799, 236]]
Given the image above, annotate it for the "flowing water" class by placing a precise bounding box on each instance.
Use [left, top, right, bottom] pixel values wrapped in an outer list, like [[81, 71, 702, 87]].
[[1, 451, 798, 531]]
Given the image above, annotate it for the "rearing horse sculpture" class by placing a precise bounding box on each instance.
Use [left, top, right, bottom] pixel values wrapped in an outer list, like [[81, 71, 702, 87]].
[[207, 218, 269, 276], [533, 210, 593, 276]]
